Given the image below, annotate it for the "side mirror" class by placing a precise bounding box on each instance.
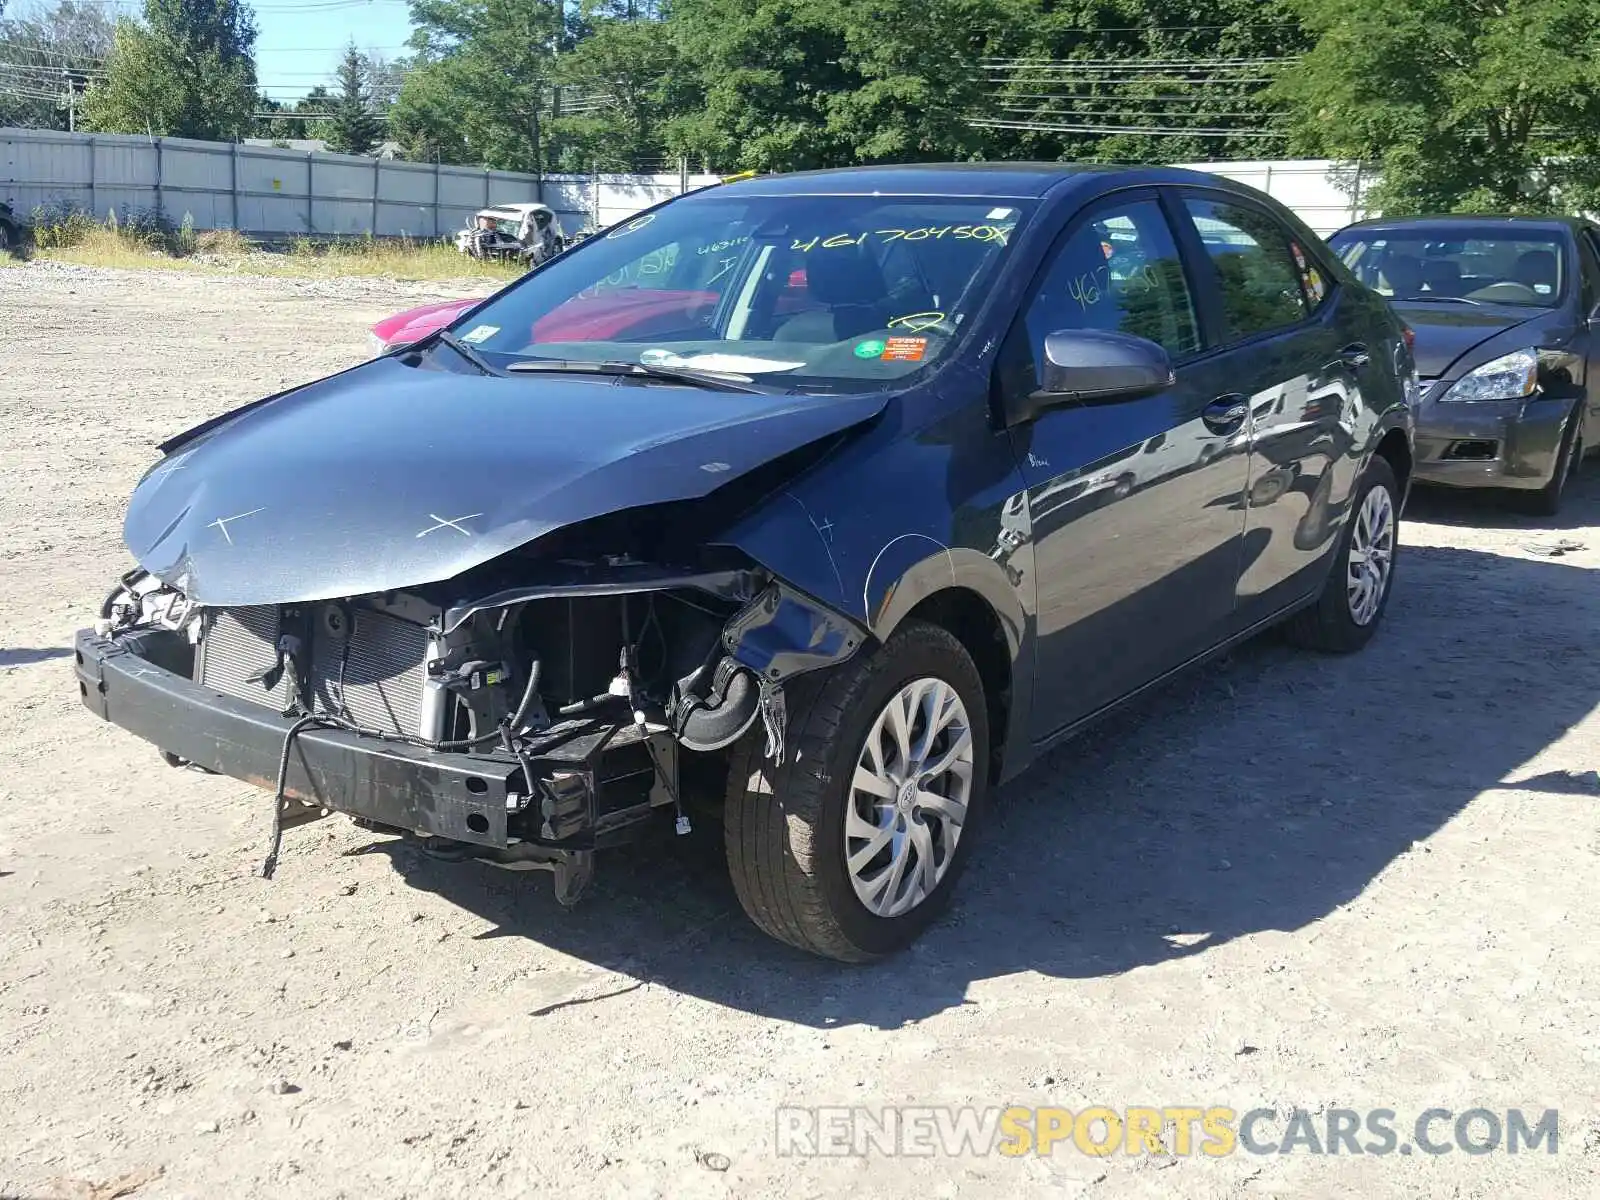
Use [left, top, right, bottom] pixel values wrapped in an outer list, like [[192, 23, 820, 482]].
[[1007, 329, 1175, 426]]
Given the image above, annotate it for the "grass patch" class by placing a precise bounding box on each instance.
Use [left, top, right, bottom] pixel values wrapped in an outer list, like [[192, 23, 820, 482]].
[[266, 235, 521, 281], [37, 226, 204, 271], [24, 203, 519, 282]]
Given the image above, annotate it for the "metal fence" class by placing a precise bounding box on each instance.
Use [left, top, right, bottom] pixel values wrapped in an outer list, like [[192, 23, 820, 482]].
[[1175, 159, 1373, 236], [2, 127, 1372, 240], [0, 127, 722, 238]]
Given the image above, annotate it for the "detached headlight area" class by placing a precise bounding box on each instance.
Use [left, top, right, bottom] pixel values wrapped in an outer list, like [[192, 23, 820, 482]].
[[1439, 348, 1539, 402]]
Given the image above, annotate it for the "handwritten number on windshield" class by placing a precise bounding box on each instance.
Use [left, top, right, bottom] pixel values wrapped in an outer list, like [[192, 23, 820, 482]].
[[790, 224, 1012, 253]]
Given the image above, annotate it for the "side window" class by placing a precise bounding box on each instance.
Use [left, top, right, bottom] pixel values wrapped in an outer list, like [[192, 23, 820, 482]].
[[1182, 197, 1311, 340], [1020, 198, 1200, 389]]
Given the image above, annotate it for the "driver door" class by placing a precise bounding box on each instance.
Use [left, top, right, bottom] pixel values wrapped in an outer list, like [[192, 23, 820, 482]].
[[1002, 191, 1253, 737]]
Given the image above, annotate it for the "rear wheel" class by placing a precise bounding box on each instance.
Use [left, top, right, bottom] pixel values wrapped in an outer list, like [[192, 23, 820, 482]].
[[724, 621, 988, 962], [1284, 455, 1399, 653]]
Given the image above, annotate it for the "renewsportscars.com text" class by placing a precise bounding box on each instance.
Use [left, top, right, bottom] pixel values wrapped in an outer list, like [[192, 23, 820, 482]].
[[775, 1105, 1560, 1158]]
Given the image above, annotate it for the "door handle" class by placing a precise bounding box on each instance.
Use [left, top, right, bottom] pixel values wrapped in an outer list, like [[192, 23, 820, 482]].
[[1336, 341, 1370, 368], [1202, 394, 1249, 434]]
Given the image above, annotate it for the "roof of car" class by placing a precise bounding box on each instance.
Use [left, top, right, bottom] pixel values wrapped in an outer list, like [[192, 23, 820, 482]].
[[1334, 214, 1586, 235], [701, 162, 1260, 201]]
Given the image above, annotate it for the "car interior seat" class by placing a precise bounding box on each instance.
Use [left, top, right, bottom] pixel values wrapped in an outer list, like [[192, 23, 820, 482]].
[[1512, 249, 1559, 295], [1382, 253, 1424, 296], [1422, 258, 1463, 295], [773, 244, 891, 342]]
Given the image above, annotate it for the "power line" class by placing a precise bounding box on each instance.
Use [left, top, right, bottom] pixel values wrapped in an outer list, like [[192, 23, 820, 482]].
[[968, 118, 1288, 138], [981, 57, 1296, 67]]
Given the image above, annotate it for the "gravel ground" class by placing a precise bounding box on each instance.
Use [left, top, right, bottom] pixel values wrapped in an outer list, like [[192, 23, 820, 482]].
[[1, 262, 1597, 1200]]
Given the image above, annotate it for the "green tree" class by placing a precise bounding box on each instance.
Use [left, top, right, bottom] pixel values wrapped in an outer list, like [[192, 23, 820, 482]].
[[1275, 0, 1600, 212], [550, 14, 688, 169], [663, 0, 854, 171], [822, 0, 994, 164], [324, 43, 382, 154], [976, 0, 1307, 166], [393, 0, 565, 171], [251, 92, 290, 138], [81, 0, 257, 140], [0, 1, 116, 130], [365, 52, 408, 110]]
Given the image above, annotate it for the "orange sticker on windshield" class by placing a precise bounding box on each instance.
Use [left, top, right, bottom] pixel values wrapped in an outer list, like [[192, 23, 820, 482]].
[[881, 336, 928, 362]]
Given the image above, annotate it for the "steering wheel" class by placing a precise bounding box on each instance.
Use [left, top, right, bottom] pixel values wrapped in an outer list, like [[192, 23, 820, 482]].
[[1465, 281, 1540, 303]]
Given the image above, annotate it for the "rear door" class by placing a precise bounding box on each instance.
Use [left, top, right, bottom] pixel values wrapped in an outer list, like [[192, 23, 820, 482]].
[[1170, 190, 1366, 629], [1001, 190, 1253, 737]]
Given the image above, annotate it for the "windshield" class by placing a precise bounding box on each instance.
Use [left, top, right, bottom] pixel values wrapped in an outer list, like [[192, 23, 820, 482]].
[[446, 193, 1030, 392], [1329, 227, 1566, 307]]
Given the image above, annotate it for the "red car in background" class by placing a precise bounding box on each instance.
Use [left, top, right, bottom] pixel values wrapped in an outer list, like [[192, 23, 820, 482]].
[[367, 298, 479, 355], [368, 271, 814, 355]]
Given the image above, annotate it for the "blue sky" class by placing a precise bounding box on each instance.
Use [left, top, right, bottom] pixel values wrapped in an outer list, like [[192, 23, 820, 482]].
[[252, 0, 414, 103]]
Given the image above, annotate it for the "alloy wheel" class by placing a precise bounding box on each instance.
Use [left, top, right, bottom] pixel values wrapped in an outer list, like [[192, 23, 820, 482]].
[[845, 677, 974, 918], [1346, 482, 1395, 626]]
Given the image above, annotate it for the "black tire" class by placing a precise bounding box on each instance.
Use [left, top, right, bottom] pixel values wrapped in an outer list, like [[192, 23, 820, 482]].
[[1522, 420, 1582, 517], [723, 621, 990, 963], [1284, 455, 1400, 654]]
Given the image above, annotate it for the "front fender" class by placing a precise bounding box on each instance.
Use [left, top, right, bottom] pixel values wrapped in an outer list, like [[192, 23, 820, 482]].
[[715, 392, 1032, 764], [863, 543, 1026, 658]]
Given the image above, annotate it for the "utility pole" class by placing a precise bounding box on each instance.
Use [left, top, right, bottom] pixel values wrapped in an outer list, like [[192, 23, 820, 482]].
[[59, 67, 75, 132]]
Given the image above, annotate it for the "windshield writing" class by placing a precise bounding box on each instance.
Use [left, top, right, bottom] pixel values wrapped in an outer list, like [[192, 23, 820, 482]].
[[447, 195, 1030, 393]]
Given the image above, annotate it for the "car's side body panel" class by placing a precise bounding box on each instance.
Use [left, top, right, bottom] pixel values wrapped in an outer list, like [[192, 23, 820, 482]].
[[722, 169, 1414, 784]]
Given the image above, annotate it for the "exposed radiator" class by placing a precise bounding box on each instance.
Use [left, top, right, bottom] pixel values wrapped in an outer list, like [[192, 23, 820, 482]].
[[308, 607, 430, 736], [197, 605, 289, 709], [196, 604, 429, 737]]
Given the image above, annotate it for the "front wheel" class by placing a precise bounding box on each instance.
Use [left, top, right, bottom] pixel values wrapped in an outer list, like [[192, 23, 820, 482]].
[[724, 621, 989, 962], [1522, 422, 1583, 517], [1283, 455, 1400, 653]]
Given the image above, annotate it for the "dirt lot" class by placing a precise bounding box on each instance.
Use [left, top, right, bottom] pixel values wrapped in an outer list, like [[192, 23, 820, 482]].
[[2, 262, 1597, 1200]]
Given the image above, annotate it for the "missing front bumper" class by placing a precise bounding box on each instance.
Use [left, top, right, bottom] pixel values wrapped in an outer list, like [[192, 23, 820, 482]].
[[74, 625, 664, 873], [76, 626, 519, 846]]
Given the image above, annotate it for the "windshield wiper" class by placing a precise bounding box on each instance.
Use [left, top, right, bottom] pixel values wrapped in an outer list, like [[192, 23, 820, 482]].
[[1395, 294, 1482, 306], [506, 358, 771, 394], [430, 328, 500, 375]]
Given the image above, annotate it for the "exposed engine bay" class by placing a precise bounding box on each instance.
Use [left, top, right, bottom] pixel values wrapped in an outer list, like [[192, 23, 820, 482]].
[[91, 531, 866, 903]]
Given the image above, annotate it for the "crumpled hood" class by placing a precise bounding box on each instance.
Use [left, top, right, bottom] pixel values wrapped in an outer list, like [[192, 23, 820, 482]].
[[124, 355, 887, 607], [1395, 303, 1548, 379]]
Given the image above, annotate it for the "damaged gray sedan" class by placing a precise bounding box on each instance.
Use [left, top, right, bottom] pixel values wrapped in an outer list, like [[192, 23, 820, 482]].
[[76, 164, 1414, 961]]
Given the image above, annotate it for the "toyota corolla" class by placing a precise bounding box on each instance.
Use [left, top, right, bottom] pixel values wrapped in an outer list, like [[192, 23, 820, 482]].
[[77, 164, 1414, 961]]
